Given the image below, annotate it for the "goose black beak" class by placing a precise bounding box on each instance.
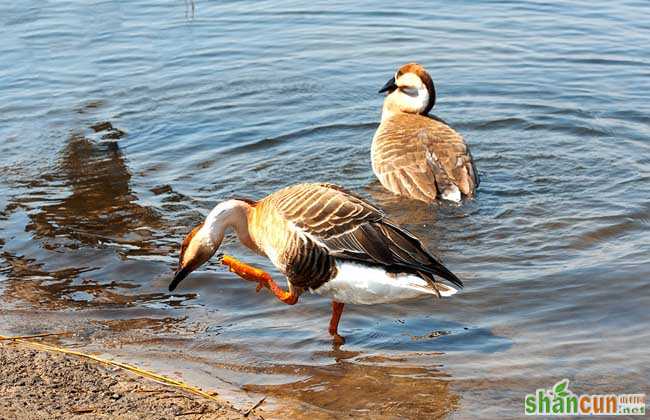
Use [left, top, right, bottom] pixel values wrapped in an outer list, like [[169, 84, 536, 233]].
[[378, 76, 397, 93], [169, 267, 191, 292]]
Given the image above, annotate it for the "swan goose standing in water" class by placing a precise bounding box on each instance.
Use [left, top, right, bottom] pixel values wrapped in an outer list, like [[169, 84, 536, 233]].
[[169, 183, 463, 343], [373, 63, 479, 203]]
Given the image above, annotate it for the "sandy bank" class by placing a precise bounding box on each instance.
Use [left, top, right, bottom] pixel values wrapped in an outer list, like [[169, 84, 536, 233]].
[[0, 341, 261, 419]]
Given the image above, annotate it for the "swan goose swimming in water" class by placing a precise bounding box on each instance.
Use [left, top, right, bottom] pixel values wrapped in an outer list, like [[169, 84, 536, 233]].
[[169, 183, 463, 343], [373, 63, 479, 203]]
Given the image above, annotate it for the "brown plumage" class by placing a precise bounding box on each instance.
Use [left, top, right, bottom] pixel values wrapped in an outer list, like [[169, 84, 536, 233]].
[[248, 183, 462, 291], [170, 183, 464, 342], [373, 63, 478, 202]]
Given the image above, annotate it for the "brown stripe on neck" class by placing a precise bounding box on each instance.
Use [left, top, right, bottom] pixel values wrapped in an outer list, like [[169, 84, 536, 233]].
[[230, 196, 258, 206], [179, 223, 203, 265]]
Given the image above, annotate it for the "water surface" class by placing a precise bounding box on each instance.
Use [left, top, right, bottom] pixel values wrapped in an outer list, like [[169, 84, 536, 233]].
[[1, 1, 649, 417]]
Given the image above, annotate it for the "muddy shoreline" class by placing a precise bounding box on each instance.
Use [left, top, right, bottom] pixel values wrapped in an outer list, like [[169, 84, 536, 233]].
[[0, 341, 262, 419]]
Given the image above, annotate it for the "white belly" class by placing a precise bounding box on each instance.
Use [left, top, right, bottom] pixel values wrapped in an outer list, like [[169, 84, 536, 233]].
[[310, 260, 457, 305]]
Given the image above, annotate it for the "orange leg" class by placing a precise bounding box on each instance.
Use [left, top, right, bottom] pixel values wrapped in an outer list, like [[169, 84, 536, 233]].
[[221, 255, 299, 305], [329, 301, 345, 345]]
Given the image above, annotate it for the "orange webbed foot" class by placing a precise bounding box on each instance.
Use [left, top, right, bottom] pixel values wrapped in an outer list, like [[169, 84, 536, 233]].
[[218, 254, 299, 305], [219, 254, 270, 292]]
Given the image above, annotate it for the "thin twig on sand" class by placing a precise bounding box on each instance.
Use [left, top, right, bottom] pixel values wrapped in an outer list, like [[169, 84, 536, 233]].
[[244, 397, 266, 417], [0, 333, 220, 403], [0, 332, 70, 340]]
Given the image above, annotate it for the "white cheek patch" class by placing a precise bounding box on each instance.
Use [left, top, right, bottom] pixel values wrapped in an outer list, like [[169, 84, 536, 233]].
[[396, 88, 429, 114], [389, 78, 429, 115], [394, 73, 430, 114]]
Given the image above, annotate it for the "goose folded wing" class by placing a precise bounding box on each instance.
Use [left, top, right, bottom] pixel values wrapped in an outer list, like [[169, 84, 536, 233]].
[[374, 118, 478, 199], [277, 184, 463, 288]]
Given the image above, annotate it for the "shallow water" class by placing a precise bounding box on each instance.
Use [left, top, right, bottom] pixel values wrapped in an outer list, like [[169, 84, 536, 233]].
[[1, 0, 649, 417]]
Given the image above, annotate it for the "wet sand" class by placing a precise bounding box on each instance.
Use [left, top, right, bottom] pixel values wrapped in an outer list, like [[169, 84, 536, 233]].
[[0, 341, 261, 420]]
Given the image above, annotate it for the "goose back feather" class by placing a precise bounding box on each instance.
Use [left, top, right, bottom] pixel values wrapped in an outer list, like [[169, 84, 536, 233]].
[[248, 183, 463, 291], [372, 112, 478, 202]]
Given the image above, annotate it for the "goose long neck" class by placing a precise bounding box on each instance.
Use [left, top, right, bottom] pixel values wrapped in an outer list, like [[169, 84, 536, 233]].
[[205, 200, 256, 251], [381, 101, 400, 122]]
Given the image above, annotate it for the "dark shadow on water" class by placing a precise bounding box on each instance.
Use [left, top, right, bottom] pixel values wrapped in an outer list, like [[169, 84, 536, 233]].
[[243, 350, 461, 418], [0, 113, 183, 310], [26, 128, 160, 247]]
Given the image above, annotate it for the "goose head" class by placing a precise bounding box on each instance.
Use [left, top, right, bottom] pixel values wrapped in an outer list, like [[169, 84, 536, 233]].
[[169, 199, 253, 291], [379, 63, 436, 120]]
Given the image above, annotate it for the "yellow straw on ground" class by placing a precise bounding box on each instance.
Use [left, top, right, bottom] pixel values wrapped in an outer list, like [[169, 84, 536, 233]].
[[0, 334, 221, 402], [0, 332, 70, 340]]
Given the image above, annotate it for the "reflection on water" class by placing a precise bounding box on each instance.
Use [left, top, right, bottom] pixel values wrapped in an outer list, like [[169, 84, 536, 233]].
[[2, 0, 650, 418], [0, 115, 194, 309], [27, 122, 159, 247], [246, 352, 459, 418]]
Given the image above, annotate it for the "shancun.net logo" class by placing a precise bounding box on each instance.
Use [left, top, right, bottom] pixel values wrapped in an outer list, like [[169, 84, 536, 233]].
[[524, 379, 646, 416]]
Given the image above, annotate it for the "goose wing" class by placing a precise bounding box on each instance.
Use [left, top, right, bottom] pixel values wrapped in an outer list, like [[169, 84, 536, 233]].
[[372, 114, 478, 202], [272, 183, 463, 289]]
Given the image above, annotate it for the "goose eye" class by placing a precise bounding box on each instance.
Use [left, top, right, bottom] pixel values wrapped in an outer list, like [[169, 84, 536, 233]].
[[399, 86, 418, 97]]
